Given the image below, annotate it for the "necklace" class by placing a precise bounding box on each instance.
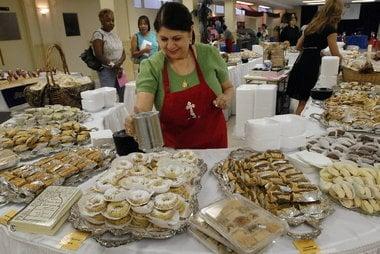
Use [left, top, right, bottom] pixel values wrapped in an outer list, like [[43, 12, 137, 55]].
[[182, 79, 188, 88]]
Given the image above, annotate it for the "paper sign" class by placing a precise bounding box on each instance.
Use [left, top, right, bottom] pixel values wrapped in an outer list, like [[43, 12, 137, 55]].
[[293, 239, 320, 254], [59, 230, 90, 251], [0, 210, 17, 225]]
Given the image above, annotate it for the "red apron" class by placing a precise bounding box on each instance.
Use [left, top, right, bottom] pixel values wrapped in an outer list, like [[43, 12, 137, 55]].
[[159, 47, 228, 149]]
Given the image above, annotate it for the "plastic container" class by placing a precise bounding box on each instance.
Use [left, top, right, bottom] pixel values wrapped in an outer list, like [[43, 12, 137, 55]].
[[189, 213, 235, 251], [280, 134, 306, 150], [318, 75, 337, 88], [272, 114, 306, 137], [81, 99, 103, 112], [200, 195, 288, 254]]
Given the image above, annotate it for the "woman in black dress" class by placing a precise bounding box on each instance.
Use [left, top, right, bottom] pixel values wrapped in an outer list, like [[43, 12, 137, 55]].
[[286, 0, 343, 115]]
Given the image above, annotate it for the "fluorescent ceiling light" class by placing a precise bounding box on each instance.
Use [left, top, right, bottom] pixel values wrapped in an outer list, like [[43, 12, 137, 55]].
[[351, 0, 375, 2], [236, 1, 254, 6], [302, 0, 325, 3], [259, 5, 271, 9]]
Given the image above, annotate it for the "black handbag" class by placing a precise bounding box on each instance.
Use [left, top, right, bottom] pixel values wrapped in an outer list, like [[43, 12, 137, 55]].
[[80, 45, 103, 71], [80, 31, 104, 71]]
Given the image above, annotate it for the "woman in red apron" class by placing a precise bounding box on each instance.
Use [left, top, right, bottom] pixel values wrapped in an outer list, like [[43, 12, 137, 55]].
[[126, 2, 233, 149]]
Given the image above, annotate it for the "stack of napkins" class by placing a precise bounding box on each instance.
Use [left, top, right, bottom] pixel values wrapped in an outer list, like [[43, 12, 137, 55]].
[[189, 195, 287, 254], [10, 186, 81, 235]]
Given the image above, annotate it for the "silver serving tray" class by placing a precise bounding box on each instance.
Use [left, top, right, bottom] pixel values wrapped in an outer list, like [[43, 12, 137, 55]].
[[309, 113, 379, 135], [210, 150, 335, 240], [68, 159, 207, 247], [0, 147, 115, 205]]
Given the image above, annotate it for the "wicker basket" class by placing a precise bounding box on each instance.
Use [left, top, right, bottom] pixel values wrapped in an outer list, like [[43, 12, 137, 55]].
[[342, 66, 380, 84], [25, 44, 94, 108]]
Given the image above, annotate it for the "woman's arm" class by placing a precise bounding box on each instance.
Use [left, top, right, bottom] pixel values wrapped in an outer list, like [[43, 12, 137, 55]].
[[134, 92, 155, 113], [116, 50, 126, 68], [296, 35, 304, 51], [327, 33, 342, 58], [131, 35, 149, 58], [213, 80, 234, 109], [92, 39, 109, 65]]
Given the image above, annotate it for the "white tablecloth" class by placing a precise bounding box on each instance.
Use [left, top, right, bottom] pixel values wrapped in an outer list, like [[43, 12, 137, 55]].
[[1, 89, 380, 254]]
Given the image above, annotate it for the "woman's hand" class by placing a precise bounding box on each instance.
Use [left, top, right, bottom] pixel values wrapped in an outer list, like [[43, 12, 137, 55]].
[[213, 93, 231, 109], [143, 45, 151, 54]]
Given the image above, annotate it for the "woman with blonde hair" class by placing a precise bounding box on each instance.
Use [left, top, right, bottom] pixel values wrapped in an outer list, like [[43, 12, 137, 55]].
[[286, 0, 343, 115]]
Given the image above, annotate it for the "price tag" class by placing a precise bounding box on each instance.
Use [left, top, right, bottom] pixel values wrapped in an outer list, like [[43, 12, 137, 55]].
[[0, 210, 17, 225], [293, 239, 320, 254], [59, 230, 90, 251]]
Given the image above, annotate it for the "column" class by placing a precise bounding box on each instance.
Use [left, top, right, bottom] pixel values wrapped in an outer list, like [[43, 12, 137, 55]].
[[182, 0, 200, 43], [224, 0, 237, 36]]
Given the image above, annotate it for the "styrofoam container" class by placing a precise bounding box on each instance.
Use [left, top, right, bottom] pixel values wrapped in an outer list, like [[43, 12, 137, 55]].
[[104, 93, 117, 108], [81, 99, 104, 112], [98, 87, 118, 107], [272, 114, 306, 137], [90, 129, 114, 146], [280, 134, 306, 150], [320, 56, 339, 76], [80, 90, 105, 104], [318, 75, 337, 88], [245, 118, 281, 140], [246, 137, 281, 151]]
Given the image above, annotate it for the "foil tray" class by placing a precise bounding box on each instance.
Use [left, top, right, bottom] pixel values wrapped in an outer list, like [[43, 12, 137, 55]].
[[68, 159, 207, 247]]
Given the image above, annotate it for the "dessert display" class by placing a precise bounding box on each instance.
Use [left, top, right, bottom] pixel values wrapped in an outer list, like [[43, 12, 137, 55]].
[[0, 68, 38, 84], [0, 147, 114, 204], [212, 148, 334, 239], [306, 129, 380, 166], [339, 81, 379, 93], [196, 195, 287, 254], [4, 105, 90, 127], [312, 87, 379, 133], [0, 122, 92, 161], [319, 162, 380, 215], [28, 73, 92, 91], [69, 151, 207, 247]]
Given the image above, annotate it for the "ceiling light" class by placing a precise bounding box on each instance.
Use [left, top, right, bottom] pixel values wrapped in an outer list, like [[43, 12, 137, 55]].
[[302, 0, 325, 3], [38, 7, 49, 15], [351, 0, 375, 2], [259, 5, 270, 9], [236, 1, 254, 6]]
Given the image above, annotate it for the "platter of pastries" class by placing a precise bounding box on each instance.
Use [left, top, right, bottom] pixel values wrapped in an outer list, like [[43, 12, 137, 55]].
[[0, 147, 114, 204], [212, 149, 334, 239], [311, 88, 379, 133], [4, 105, 90, 127], [69, 151, 207, 247], [306, 129, 380, 166], [0, 121, 92, 161], [319, 162, 380, 215]]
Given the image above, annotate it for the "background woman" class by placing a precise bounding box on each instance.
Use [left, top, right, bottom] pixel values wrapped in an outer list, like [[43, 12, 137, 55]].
[[280, 14, 301, 46], [92, 9, 126, 101], [126, 2, 234, 149], [131, 15, 158, 77], [286, 0, 343, 115]]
